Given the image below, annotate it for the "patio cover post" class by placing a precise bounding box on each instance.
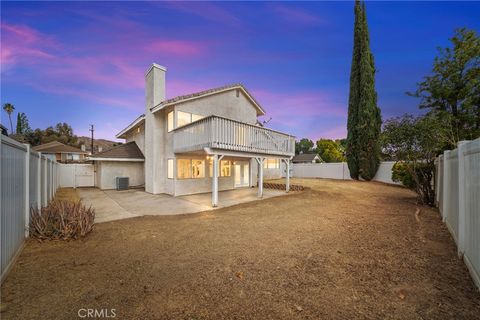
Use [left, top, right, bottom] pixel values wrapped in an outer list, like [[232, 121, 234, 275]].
[[255, 157, 265, 198], [212, 154, 224, 207], [284, 158, 290, 193]]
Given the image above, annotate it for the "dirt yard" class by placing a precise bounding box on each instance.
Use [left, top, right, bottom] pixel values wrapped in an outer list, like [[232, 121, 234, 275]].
[[2, 179, 479, 319]]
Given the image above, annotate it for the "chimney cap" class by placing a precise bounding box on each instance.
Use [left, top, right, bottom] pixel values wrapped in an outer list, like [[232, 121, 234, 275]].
[[145, 63, 167, 76]]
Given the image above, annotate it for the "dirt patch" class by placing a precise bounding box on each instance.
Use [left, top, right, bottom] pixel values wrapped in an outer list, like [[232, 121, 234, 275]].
[[54, 188, 81, 202], [2, 179, 479, 319]]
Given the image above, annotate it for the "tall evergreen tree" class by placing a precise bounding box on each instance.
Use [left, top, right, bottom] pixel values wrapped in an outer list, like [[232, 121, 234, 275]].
[[346, 0, 381, 180]]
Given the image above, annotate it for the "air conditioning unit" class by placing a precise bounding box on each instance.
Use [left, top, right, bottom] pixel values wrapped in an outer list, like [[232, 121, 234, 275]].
[[116, 177, 129, 190]]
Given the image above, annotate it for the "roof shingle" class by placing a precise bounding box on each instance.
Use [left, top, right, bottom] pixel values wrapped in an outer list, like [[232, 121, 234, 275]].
[[32, 141, 87, 154], [90, 141, 144, 160]]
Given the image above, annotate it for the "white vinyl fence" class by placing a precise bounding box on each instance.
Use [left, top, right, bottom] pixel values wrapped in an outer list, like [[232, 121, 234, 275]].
[[292, 161, 400, 185], [58, 163, 94, 188], [1, 135, 59, 283], [436, 138, 480, 289]]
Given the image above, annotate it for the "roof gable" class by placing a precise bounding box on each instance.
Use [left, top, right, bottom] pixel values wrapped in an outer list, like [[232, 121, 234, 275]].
[[150, 84, 265, 116]]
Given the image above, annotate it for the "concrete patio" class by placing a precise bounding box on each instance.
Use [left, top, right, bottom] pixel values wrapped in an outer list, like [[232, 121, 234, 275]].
[[77, 187, 287, 223]]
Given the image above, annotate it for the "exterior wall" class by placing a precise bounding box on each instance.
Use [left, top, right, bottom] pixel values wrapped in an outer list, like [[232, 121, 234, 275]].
[[174, 89, 258, 125], [125, 123, 145, 154], [97, 161, 144, 190]]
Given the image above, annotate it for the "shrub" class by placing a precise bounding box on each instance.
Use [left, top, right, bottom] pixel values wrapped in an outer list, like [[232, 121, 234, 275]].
[[392, 161, 435, 205], [30, 200, 95, 240]]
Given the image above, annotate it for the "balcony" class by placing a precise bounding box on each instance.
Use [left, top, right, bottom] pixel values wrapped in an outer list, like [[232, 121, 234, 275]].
[[173, 116, 295, 157]]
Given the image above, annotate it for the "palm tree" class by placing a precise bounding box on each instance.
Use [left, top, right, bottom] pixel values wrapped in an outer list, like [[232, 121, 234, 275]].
[[3, 103, 15, 134]]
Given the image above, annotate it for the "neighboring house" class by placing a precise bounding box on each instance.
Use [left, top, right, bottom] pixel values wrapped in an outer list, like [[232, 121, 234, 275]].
[[0, 124, 8, 136], [292, 153, 322, 163], [91, 63, 295, 206], [32, 141, 88, 163]]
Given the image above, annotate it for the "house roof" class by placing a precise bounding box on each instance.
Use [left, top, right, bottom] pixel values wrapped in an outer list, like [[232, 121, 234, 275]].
[[150, 84, 266, 116], [116, 84, 266, 138], [116, 114, 145, 139], [292, 153, 319, 163], [32, 141, 87, 154], [89, 141, 144, 161]]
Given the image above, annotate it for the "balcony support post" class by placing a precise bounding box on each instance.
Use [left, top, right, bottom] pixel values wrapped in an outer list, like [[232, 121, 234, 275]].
[[212, 154, 224, 207], [255, 157, 265, 198], [283, 158, 290, 193]]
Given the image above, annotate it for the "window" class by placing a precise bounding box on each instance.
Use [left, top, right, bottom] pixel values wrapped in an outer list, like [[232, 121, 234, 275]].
[[176, 111, 204, 128], [264, 158, 280, 169], [167, 111, 174, 132], [208, 159, 231, 177], [177, 159, 191, 179], [192, 159, 205, 179], [192, 114, 204, 122], [221, 160, 231, 177], [167, 159, 174, 179]]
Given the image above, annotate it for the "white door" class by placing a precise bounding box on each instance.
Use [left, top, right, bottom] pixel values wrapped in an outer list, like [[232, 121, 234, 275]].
[[234, 161, 249, 187]]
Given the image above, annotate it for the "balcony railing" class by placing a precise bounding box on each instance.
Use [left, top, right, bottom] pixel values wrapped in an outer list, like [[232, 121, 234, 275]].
[[173, 116, 295, 156]]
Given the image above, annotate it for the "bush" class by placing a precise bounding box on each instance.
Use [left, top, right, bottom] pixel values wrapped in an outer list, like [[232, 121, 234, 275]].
[[30, 200, 95, 240], [392, 161, 435, 205]]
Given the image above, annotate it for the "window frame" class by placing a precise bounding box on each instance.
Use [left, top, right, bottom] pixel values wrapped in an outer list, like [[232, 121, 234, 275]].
[[167, 159, 174, 179], [167, 111, 174, 132], [176, 159, 192, 179]]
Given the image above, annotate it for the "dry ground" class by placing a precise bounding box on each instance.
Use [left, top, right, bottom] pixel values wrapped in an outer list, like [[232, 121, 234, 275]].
[[1, 179, 479, 319]]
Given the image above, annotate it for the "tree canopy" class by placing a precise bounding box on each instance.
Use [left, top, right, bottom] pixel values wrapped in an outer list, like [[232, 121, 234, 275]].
[[409, 28, 480, 142], [316, 139, 346, 163], [346, 0, 382, 180], [295, 138, 314, 154]]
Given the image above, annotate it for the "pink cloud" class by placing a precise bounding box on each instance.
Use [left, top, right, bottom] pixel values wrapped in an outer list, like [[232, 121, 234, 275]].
[[148, 39, 205, 56], [271, 5, 324, 26], [0, 22, 57, 68]]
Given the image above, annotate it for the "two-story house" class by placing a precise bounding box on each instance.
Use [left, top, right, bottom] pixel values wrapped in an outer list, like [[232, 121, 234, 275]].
[[91, 64, 295, 206]]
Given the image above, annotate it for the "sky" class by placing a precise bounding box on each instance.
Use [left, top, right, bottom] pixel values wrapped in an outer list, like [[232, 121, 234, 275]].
[[1, 1, 479, 142]]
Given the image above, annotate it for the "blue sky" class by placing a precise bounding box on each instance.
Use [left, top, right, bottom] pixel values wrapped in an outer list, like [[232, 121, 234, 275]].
[[1, 1, 479, 141]]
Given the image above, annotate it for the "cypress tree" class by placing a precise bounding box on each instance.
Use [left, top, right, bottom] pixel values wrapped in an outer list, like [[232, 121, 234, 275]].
[[346, 0, 381, 180]]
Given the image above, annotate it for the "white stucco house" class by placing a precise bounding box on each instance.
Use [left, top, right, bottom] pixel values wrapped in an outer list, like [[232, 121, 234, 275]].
[[91, 63, 295, 206]]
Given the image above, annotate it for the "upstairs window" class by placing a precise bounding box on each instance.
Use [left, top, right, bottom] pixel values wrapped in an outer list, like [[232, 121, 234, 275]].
[[167, 111, 174, 132], [176, 111, 204, 128]]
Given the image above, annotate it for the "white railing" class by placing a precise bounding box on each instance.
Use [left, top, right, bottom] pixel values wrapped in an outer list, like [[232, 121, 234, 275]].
[[173, 116, 295, 156], [436, 138, 480, 290]]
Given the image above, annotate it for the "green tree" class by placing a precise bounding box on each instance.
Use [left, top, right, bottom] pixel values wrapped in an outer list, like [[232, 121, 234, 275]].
[[316, 139, 346, 163], [409, 28, 480, 142], [16, 112, 31, 136], [2, 103, 15, 134], [23, 122, 79, 147], [381, 114, 455, 205], [295, 138, 314, 154], [346, 0, 382, 180]]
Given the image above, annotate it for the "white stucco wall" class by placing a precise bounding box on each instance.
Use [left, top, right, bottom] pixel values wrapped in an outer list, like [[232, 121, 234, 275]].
[[125, 123, 145, 154], [174, 89, 258, 125], [96, 161, 144, 190]]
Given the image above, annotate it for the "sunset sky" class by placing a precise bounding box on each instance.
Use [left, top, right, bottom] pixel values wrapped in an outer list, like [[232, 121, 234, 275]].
[[1, 1, 479, 141]]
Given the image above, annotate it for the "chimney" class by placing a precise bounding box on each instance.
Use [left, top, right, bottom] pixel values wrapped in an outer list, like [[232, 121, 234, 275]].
[[144, 63, 167, 194], [145, 63, 167, 114]]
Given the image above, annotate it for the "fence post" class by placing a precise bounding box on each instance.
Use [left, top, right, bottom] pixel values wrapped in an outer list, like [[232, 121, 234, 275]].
[[43, 156, 48, 206], [441, 150, 449, 221], [37, 153, 42, 210], [457, 141, 468, 256], [24, 144, 30, 237]]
